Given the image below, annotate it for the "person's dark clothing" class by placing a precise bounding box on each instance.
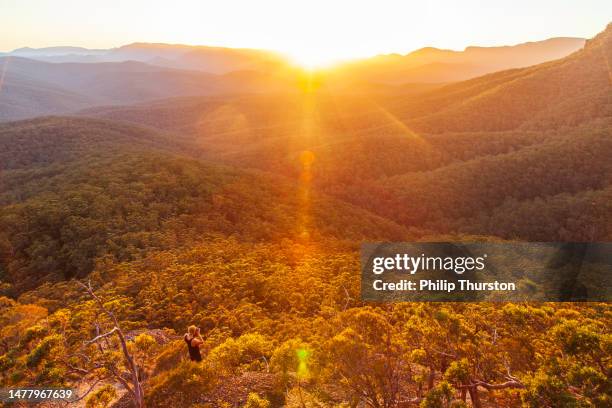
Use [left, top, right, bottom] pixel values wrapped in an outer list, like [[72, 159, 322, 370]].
[[184, 334, 202, 361]]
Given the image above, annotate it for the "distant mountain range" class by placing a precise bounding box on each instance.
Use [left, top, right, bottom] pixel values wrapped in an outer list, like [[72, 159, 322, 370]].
[[1, 37, 585, 77], [333, 37, 585, 83], [0, 34, 589, 122], [1, 43, 286, 73], [0, 56, 303, 121]]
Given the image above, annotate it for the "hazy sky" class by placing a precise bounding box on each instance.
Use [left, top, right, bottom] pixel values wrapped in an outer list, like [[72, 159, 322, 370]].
[[1, 0, 610, 65]]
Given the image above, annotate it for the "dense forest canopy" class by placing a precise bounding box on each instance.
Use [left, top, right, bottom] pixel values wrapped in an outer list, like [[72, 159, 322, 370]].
[[0, 22, 610, 408]]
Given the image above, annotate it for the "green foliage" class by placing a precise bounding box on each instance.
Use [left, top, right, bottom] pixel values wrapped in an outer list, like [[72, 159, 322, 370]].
[[521, 369, 579, 408], [243, 392, 271, 408], [22, 324, 47, 343], [86, 384, 117, 408], [134, 333, 157, 353], [208, 337, 241, 374], [0, 125, 406, 291], [444, 359, 470, 384], [26, 334, 61, 368], [153, 340, 186, 374], [420, 381, 459, 408], [208, 333, 272, 375], [271, 339, 312, 379], [553, 320, 602, 355], [0, 353, 15, 372], [146, 361, 217, 407]]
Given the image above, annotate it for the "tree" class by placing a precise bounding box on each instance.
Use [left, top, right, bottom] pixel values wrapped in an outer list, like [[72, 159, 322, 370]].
[[78, 280, 145, 408]]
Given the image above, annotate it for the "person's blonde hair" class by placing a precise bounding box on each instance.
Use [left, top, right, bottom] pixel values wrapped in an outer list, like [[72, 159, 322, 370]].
[[188, 325, 197, 336]]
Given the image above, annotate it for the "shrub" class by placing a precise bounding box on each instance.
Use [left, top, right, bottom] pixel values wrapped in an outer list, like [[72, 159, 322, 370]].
[[146, 361, 217, 406], [86, 384, 117, 408], [243, 392, 270, 408], [153, 339, 186, 374]]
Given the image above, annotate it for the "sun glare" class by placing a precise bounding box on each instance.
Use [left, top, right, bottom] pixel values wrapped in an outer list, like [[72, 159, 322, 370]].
[[284, 48, 349, 70]]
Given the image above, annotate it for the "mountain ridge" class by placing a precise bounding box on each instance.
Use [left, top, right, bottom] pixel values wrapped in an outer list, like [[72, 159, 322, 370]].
[[75, 23, 612, 242]]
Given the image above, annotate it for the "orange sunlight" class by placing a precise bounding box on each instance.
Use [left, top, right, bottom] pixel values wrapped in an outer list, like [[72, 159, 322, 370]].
[[284, 49, 351, 70]]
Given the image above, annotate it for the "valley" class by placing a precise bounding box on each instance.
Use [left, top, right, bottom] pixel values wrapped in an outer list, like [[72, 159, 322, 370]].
[[0, 21, 610, 408]]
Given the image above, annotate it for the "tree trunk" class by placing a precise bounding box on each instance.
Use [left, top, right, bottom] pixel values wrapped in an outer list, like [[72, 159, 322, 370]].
[[468, 386, 482, 408], [80, 281, 145, 408], [427, 367, 435, 390]]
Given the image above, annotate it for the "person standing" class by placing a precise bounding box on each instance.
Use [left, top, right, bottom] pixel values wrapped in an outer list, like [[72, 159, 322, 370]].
[[184, 325, 203, 362]]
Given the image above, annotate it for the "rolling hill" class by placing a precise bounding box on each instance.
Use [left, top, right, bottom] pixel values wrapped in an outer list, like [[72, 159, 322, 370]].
[[0, 72, 97, 121], [78, 24, 612, 242], [0, 116, 189, 170], [392, 24, 612, 132], [0, 57, 304, 121], [0, 116, 410, 292]]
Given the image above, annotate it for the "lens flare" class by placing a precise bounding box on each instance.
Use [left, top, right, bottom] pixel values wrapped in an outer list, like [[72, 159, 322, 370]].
[[296, 348, 310, 379]]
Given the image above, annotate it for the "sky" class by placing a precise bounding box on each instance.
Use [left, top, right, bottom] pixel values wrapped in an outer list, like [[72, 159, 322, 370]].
[[1, 0, 611, 66]]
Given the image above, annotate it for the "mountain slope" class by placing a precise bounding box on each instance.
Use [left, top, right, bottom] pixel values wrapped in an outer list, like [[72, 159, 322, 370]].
[[0, 116, 189, 170], [0, 73, 97, 121], [394, 24, 612, 132], [381, 127, 612, 228], [0, 56, 304, 121], [78, 24, 612, 242], [0, 117, 410, 291]]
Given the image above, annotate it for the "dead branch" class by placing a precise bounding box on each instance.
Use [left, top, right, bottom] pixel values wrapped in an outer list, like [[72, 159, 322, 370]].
[[78, 280, 145, 407], [85, 327, 119, 345], [458, 379, 525, 390]]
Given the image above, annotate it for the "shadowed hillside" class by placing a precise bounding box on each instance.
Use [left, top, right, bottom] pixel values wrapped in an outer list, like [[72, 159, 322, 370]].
[[0, 57, 303, 121], [0, 74, 96, 121]]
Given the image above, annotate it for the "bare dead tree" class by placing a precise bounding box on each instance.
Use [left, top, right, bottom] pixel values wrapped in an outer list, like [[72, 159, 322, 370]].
[[78, 280, 145, 408], [341, 285, 354, 311]]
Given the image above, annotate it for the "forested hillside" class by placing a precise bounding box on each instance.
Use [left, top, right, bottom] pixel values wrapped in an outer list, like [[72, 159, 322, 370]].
[[0, 116, 191, 169], [2, 241, 610, 407], [81, 23, 612, 241], [0, 118, 410, 292], [0, 72, 96, 122], [396, 23, 612, 133], [0, 23, 610, 408]]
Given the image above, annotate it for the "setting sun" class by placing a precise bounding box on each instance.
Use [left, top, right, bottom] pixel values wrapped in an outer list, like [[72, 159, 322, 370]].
[[4, 1, 608, 65], [1, 1, 611, 406], [284, 48, 350, 69]]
